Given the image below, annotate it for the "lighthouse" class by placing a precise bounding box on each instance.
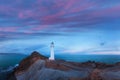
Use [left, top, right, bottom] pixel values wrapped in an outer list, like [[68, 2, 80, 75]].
[[49, 42, 55, 60]]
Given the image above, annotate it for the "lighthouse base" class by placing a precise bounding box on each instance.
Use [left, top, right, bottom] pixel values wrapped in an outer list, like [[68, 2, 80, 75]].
[[49, 57, 55, 60]]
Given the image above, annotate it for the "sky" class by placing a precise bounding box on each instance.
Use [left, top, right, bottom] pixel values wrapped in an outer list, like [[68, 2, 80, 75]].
[[0, 0, 120, 55]]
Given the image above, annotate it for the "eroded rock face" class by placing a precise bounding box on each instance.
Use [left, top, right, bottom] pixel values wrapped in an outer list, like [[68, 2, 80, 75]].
[[12, 51, 120, 80], [45, 60, 72, 71], [15, 51, 48, 74], [90, 69, 103, 80]]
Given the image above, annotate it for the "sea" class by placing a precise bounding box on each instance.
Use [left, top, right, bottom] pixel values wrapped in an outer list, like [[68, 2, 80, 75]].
[[56, 54, 120, 64], [0, 53, 27, 68], [0, 53, 120, 68]]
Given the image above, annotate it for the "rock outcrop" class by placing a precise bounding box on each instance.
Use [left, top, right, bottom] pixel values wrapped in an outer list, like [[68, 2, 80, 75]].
[[9, 51, 120, 80], [15, 51, 48, 74]]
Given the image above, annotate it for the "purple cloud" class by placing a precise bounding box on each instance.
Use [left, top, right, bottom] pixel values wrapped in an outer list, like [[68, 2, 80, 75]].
[[0, 0, 120, 55]]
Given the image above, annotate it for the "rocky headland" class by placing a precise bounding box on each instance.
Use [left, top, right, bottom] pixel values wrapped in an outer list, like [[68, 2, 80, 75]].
[[8, 51, 120, 80]]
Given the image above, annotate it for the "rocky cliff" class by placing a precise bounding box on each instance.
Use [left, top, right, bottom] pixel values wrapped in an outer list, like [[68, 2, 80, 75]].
[[8, 51, 120, 80]]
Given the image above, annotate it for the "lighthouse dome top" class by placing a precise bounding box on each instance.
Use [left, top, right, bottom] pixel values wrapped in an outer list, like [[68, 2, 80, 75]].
[[51, 42, 54, 47], [51, 42, 54, 44]]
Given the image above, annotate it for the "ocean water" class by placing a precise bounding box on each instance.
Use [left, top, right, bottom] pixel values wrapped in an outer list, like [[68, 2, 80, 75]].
[[0, 54, 27, 68], [56, 54, 120, 64], [0, 54, 120, 68]]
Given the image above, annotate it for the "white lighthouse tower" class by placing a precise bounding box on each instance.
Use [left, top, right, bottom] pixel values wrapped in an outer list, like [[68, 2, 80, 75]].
[[49, 42, 55, 60]]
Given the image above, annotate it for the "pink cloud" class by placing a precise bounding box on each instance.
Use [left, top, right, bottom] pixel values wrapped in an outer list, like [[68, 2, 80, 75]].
[[18, 10, 35, 19], [18, 12, 24, 19], [0, 27, 18, 32], [0, 0, 119, 34]]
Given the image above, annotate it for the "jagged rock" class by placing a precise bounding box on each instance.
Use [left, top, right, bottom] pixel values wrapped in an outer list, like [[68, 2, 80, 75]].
[[90, 69, 102, 80], [45, 60, 72, 71], [116, 62, 120, 66], [15, 51, 48, 74]]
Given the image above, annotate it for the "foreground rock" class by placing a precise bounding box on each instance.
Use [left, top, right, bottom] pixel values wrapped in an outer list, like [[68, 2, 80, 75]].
[[9, 51, 120, 80]]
